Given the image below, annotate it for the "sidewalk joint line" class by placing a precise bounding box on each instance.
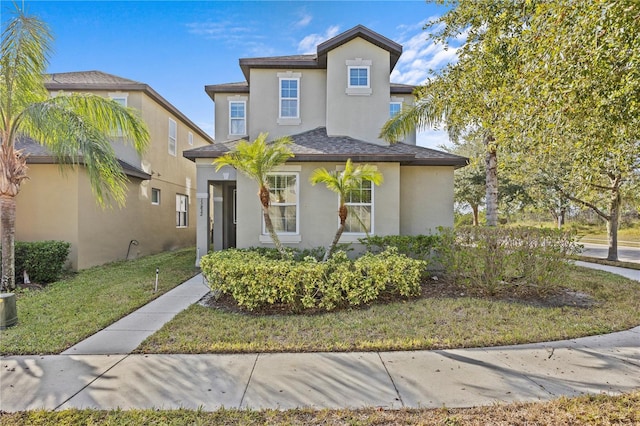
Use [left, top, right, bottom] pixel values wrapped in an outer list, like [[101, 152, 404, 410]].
[[377, 352, 404, 408], [239, 353, 259, 408], [53, 354, 131, 411]]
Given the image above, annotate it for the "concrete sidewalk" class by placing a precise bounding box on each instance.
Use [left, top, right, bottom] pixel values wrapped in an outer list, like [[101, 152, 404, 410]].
[[1, 262, 639, 412]]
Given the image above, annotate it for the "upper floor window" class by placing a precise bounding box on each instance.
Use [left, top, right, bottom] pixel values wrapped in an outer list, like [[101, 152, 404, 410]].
[[264, 173, 299, 234], [229, 101, 246, 135], [390, 102, 402, 117], [109, 93, 128, 136], [346, 59, 372, 96], [279, 78, 299, 119], [110, 95, 128, 107], [344, 180, 373, 234], [168, 118, 177, 156], [188, 131, 193, 146], [348, 66, 370, 88]]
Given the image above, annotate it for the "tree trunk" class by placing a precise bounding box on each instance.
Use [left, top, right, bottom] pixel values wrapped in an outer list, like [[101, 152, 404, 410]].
[[323, 224, 345, 262], [472, 204, 479, 226], [1, 195, 16, 291], [262, 205, 286, 257], [484, 133, 498, 227], [258, 185, 286, 258], [606, 180, 622, 261], [323, 203, 348, 261]]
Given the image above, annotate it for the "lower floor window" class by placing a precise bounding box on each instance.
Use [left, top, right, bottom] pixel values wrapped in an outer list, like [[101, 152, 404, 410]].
[[176, 194, 188, 227], [264, 173, 298, 234], [344, 180, 373, 233]]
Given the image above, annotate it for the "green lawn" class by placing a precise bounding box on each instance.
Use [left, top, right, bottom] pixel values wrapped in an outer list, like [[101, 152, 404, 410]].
[[0, 248, 199, 355], [137, 265, 640, 354]]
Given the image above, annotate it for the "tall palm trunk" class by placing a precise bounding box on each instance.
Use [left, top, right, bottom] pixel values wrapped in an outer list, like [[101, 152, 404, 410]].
[[323, 203, 348, 262], [0, 143, 28, 291], [0, 196, 16, 291], [259, 185, 286, 257]]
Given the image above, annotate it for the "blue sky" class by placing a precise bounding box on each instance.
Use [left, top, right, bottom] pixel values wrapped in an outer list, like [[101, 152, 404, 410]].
[[2, 0, 456, 148]]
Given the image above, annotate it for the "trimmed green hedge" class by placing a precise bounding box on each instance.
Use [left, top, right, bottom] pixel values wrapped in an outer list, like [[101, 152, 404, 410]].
[[12, 241, 71, 284], [201, 248, 425, 312], [360, 234, 440, 261]]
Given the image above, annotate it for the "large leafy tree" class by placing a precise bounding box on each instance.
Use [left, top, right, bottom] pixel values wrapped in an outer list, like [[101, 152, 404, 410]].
[[0, 8, 150, 291], [509, 0, 640, 260], [380, 2, 533, 226], [310, 159, 383, 261], [213, 133, 293, 258]]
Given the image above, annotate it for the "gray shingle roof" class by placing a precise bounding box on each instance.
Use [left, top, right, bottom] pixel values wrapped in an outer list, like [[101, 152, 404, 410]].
[[183, 127, 467, 167], [45, 70, 144, 87], [44, 71, 214, 144], [16, 137, 152, 180]]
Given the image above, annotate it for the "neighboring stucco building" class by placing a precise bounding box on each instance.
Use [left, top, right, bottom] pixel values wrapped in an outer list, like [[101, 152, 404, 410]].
[[184, 25, 467, 264], [15, 71, 214, 270]]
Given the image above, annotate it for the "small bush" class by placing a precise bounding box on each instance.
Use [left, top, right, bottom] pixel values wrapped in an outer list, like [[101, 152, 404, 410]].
[[359, 234, 440, 262], [200, 247, 425, 312], [437, 227, 580, 296], [12, 241, 71, 284]]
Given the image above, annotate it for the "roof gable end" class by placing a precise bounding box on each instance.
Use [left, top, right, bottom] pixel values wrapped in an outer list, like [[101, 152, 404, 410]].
[[317, 25, 402, 70]]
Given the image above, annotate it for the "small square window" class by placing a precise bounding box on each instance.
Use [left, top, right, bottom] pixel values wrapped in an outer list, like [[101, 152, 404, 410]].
[[151, 188, 161, 205], [348, 67, 369, 88]]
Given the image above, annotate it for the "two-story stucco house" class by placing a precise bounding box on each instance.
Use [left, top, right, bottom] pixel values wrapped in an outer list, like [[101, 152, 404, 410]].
[[184, 25, 466, 264], [15, 71, 214, 270]]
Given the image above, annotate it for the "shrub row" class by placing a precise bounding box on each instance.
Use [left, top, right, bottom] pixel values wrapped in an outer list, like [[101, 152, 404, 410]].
[[200, 248, 425, 312], [437, 226, 580, 296], [360, 234, 440, 261], [3, 241, 71, 284]]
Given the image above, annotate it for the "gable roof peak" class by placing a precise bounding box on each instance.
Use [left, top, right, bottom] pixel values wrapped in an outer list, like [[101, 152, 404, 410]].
[[317, 25, 402, 70]]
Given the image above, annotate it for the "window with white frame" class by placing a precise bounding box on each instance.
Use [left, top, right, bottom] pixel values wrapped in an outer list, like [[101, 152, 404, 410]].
[[151, 188, 161, 205], [344, 180, 373, 234], [110, 95, 128, 107], [168, 118, 177, 156], [188, 131, 193, 146], [176, 194, 188, 227], [279, 78, 299, 118], [229, 101, 246, 135], [390, 102, 402, 117], [348, 66, 370, 88], [109, 93, 128, 136], [264, 173, 298, 234]]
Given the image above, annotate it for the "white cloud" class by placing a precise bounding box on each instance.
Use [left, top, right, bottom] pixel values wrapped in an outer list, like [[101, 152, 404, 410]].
[[295, 13, 312, 28], [417, 129, 451, 150], [391, 20, 460, 86], [186, 21, 253, 41], [297, 25, 340, 54]]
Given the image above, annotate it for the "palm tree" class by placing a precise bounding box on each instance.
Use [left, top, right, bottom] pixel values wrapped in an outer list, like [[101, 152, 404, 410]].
[[310, 159, 383, 261], [0, 9, 150, 291], [213, 133, 293, 257]]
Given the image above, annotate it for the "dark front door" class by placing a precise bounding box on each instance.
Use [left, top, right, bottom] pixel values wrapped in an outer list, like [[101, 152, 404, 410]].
[[223, 184, 237, 248]]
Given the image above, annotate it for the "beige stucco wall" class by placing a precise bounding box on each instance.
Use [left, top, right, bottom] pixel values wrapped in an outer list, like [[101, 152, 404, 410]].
[[214, 92, 249, 142], [15, 165, 81, 268], [400, 165, 455, 234], [248, 68, 327, 141], [14, 89, 209, 270], [235, 162, 400, 250], [326, 38, 391, 144]]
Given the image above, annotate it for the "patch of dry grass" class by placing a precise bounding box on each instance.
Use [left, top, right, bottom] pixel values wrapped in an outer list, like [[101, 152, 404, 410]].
[[1, 391, 638, 425]]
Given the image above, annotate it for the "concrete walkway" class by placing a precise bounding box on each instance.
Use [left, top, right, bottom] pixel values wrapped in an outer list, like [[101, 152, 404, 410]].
[[1, 262, 639, 412]]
